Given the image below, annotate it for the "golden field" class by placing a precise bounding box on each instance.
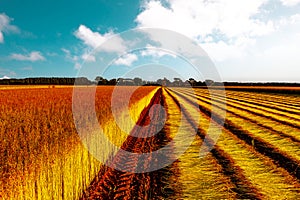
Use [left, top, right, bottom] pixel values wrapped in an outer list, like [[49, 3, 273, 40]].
[[1, 85, 300, 199], [0, 86, 157, 199]]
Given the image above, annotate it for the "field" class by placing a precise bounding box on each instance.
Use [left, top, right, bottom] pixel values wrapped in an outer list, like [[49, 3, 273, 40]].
[[1, 86, 300, 199], [0, 86, 158, 199]]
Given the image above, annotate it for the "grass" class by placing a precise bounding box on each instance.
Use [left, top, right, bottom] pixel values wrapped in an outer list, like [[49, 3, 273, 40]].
[[0, 86, 157, 200]]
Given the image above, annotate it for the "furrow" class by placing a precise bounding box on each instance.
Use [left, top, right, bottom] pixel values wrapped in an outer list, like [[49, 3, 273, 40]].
[[180, 89, 300, 145], [172, 89, 300, 180], [181, 89, 300, 129], [180, 89, 300, 139], [165, 88, 264, 199]]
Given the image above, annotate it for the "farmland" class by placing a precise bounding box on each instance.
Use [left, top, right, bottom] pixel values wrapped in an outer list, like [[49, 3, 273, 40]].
[[0, 86, 157, 199], [1, 86, 300, 199]]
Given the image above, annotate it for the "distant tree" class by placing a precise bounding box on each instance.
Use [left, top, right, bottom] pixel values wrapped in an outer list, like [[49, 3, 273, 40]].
[[156, 79, 163, 86], [123, 78, 134, 86], [184, 80, 190, 87], [117, 78, 124, 85], [205, 79, 214, 86], [162, 77, 171, 86], [95, 76, 104, 85], [108, 78, 117, 85], [173, 78, 183, 87], [95, 76, 109, 85], [142, 80, 147, 85], [133, 77, 143, 86], [188, 78, 196, 87]]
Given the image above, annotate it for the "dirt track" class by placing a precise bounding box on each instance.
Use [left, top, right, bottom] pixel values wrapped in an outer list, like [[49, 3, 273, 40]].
[[81, 88, 181, 199]]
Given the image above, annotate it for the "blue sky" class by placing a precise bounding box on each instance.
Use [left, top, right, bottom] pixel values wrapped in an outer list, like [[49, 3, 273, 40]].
[[0, 0, 139, 78], [0, 0, 300, 82]]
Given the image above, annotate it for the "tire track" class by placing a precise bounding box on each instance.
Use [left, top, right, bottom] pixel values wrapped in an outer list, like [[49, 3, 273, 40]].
[[81, 88, 180, 199]]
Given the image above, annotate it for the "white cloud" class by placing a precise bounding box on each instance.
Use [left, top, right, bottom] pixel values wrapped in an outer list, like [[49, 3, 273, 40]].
[[202, 41, 245, 62], [82, 53, 96, 62], [114, 53, 138, 66], [0, 75, 10, 80], [61, 48, 78, 61], [279, 14, 300, 26], [135, 0, 275, 61], [75, 25, 111, 49], [11, 51, 45, 62], [0, 13, 19, 43], [74, 24, 126, 53], [74, 25, 130, 69], [74, 63, 81, 70], [62, 48, 95, 69], [280, 0, 300, 6], [136, 0, 273, 39], [61, 48, 82, 69], [141, 45, 177, 58], [61, 48, 71, 55], [134, 0, 300, 81]]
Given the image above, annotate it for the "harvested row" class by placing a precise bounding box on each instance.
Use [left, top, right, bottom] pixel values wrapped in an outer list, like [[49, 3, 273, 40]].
[[176, 88, 300, 164], [225, 90, 300, 109], [162, 89, 237, 199], [181, 88, 300, 129], [171, 89, 300, 181], [224, 90, 300, 114], [165, 89, 262, 199], [195, 88, 300, 112], [199, 88, 300, 117], [82, 88, 243, 199], [212, 90, 300, 123], [194, 90, 300, 145], [177, 88, 300, 143], [168, 88, 300, 199], [202, 93, 300, 145]]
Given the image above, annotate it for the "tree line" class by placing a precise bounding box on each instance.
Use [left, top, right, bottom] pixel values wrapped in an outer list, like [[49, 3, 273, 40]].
[[0, 76, 299, 87], [0, 77, 92, 85]]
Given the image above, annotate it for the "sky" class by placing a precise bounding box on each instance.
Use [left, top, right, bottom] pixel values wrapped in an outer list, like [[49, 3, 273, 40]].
[[0, 0, 300, 82]]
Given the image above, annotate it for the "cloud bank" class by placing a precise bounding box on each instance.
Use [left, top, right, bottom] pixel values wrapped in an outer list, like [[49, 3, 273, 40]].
[[134, 0, 300, 81]]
